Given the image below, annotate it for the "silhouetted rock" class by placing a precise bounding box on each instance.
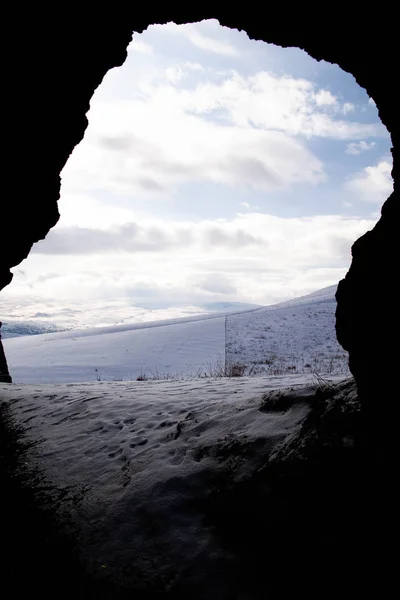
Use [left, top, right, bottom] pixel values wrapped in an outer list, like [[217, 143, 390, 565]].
[[0, 322, 12, 383]]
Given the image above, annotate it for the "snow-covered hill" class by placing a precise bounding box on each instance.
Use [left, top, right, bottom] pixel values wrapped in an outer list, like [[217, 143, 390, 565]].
[[225, 284, 348, 376], [3, 285, 349, 383]]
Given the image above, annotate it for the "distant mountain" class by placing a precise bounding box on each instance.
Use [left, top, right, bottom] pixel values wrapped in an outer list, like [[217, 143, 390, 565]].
[[1, 321, 67, 339]]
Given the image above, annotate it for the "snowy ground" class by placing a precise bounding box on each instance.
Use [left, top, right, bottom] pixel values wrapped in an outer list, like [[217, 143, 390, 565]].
[[4, 285, 349, 384], [0, 373, 353, 597], [226, 285, 348, 376]]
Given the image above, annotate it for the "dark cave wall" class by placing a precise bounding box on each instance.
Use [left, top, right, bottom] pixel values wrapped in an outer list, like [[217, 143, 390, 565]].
[[1, 17, 135, 290], [2, 11, 398, 401]]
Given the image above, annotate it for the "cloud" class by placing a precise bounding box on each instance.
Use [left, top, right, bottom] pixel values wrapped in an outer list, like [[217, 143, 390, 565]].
[[184, 26, 238, 56], [342, 102, 355, 114], [128, 38, 153, 55], [202, 226, 266, 249], [7, 210, 378, 312], [27, 212, 376, 276], [314, 90, 337, 107], [33, 272, 62, 283], [313, 90, 354, 114], [169, 71, 384, 139], [345, 160, 393, 203], [153, 20, 238, 56], [62, 101, 326, 197], [196, 273, 237, 295], [165, 65, 185, 84], [31, 223, 192, 255], [31, 218, 270, 256], [61, 54, 386, 200], [346, 141, 376, 155]]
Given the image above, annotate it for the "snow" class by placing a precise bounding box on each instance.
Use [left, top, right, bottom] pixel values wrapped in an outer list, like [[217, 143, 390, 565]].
[[0, 373, 350, 596], [3, 284, 349, 384], [225, 285, 348, 375], [4, 316, 227, 383]]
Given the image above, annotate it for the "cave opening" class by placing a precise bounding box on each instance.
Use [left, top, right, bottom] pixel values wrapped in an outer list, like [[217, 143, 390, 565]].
[[0, 20, 393, 384], [0, 14, 398, 599]]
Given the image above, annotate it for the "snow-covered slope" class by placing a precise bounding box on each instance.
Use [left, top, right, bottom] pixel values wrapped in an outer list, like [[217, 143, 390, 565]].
[[3, 316, 227, 383], [3, 285, 349, 383], [225, 284, 347, 375]]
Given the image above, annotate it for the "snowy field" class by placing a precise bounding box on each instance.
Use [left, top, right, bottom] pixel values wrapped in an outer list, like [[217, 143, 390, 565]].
[[4, 315, 227, 384], [3, 286, 348, 383], [3, 285, 349, 384]]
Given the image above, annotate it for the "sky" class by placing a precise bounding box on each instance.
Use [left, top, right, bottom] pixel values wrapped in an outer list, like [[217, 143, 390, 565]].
[[1, 20, 393, 327]]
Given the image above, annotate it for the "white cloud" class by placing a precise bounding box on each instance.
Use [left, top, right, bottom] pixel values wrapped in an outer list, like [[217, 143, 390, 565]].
[[346, 141, 376, 155], [10, 212, 376, 308], [165, 65, 184, 84], [154, 20, 238, 56], [165, 70, 381, 139], [196, 273, 237, 295], [184, 27, 238, 56], [56, 194, 139, 228], [31, 219, 268, 256], [312, 93, 354, 115], [128, 38, 153, 55], [342, 102, 355, 114], [62, 97, 326, 198], [183, 61, 204, 71], [61, 60, 386, 200], [346, 160, 393, 203], [314, 89, 337, 107]]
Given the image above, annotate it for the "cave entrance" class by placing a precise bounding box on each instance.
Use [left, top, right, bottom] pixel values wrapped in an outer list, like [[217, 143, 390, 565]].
[[1, 20, 392, 383]]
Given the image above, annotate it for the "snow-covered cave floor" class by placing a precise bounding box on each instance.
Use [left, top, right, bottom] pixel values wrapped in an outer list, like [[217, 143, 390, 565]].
[[1, 374, 364, 598]]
